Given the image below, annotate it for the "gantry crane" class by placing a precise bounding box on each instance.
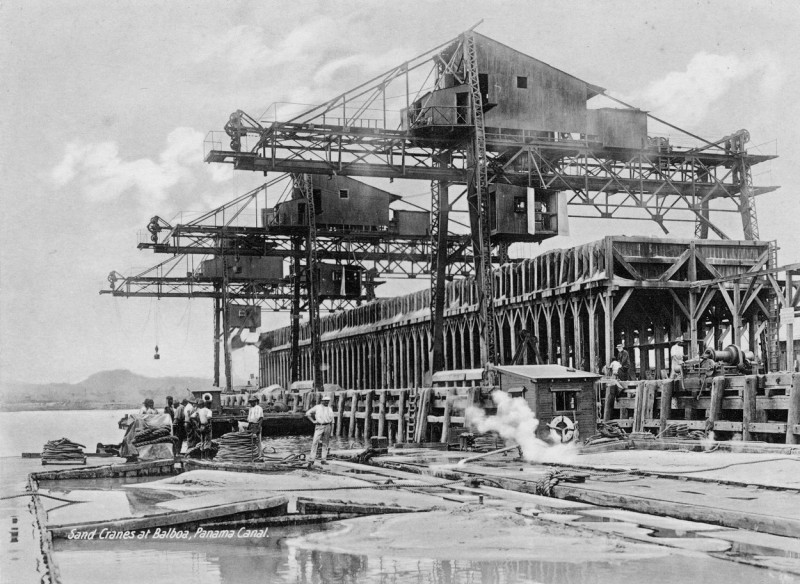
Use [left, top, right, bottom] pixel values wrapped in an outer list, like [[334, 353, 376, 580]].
[[204, 28, 777, 387]]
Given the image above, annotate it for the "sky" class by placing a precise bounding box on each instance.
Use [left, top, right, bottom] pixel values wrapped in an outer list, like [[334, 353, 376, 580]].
[[1, 0, 799, 385]]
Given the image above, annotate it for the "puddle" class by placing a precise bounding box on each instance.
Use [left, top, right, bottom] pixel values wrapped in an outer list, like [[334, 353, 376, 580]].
[[726, 542, 800, 560], [646, 526, 702, 539], [573, 515, 620, 524]]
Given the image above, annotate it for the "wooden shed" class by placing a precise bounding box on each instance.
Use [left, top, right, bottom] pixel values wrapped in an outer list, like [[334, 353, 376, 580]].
[[408, 33, 607, 136], [199, 256, 283, 281], [274, 176, 401, 231], [488, 365, 600, 444]]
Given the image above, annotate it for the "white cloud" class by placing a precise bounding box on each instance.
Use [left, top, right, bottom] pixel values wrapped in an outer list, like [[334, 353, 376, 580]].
[[199, 19, 341, 74], [625, 51, 785, 127], [312, 47, 408, 86], [51, 127, 229, 205]]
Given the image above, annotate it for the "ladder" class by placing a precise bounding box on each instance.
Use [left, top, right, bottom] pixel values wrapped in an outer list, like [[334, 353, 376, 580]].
[[406, 392, 419, 443]]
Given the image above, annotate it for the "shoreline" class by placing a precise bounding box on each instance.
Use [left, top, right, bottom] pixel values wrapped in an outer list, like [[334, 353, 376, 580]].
[[0, 404, 137, 412]]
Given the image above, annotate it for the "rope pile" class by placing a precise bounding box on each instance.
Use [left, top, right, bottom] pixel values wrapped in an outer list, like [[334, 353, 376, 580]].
[[133, 425, 175, 447], [215, 431, 259, 462], [184, 441, 219, 459], [659, 423, 707, 440], [583, 421, 627, 446], [533, 470, 586, 497], [42, 438, 85, 464]]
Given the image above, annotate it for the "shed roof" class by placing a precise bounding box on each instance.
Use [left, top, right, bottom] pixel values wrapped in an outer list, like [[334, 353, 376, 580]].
[[465, 33, 606, 99], [491, 364, 600, 381]]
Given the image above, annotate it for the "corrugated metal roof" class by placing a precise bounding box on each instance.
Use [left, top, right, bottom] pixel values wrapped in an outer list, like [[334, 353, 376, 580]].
[[491, 364, 600, 381]]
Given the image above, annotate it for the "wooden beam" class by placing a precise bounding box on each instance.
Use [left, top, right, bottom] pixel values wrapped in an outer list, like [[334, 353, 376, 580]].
[[658, 249, 691, 282], [613, 289, 634, 321]]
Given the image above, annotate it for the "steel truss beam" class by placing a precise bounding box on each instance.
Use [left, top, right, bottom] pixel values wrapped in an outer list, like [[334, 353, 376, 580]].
[[139, 227, 479, 278]]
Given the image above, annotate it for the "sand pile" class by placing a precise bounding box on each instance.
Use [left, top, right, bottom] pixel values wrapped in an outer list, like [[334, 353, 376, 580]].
[[291, 505, 672, 562]]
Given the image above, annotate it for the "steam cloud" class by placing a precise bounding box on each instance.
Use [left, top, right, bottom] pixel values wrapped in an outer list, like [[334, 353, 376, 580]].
[[466, 391, 577, 464]]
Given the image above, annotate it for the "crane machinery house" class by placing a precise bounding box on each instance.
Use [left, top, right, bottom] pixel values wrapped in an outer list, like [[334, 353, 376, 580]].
[[265, 175, 429, 236]]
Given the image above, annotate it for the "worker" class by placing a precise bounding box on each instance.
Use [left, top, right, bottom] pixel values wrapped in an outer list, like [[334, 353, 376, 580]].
[[173, 399, 187, 455], [306, 394, 334, 465], [163, 396, 175, 421], [669, 341, 685, 379], [139, 399, 157, 415], [247, 396, 264, 457], [616, 343, 631, 381], [184, 398, 197, 449], [196, 396, 213, 460]]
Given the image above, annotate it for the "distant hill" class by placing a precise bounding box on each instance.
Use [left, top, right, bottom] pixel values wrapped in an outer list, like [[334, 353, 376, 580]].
[[0, 369, 218, 411]]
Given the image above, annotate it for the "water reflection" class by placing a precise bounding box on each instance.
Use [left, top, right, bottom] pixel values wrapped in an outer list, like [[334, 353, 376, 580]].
[[54, 525, 790, 584]]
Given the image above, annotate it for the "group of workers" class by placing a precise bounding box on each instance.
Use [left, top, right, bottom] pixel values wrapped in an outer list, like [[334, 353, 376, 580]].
[[138, 394, 214, 457], [137, 392, 335, 464], [607, 340, 686, 388]]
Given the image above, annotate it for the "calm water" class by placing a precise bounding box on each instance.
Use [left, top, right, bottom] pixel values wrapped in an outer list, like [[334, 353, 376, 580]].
[[0, 410, 794, 584]]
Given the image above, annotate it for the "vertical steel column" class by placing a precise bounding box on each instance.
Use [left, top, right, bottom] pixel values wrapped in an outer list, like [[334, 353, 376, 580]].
[[218, 254, 233, 391], [464, 31, 497, 366], [295, 174, 324, 393], [429, 152, 451, 376], [289, 236, 302, 383], [213, 292, 221, 387]]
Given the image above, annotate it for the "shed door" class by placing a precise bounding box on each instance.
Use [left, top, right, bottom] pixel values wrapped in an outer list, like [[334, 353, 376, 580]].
[[456, 92, 468, 125]]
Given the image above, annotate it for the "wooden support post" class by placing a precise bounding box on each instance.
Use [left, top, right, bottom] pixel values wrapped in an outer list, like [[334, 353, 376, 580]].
[[377, 390, 387, 438], [708, 376, 726, 435], [416, 388, 432, 443], [335, 391, 345, 437], [603, 382, 616, 422], [587, 297, 598, 373], [732, 283, 741, 346], [348, 390, 358, 439], [440, 388, 456, 444], [742, 375, 758, 442], [397, 390, 406, 444], [363, 390, 374, 440], [658, 380, 674, 435], [604, 292, 614, 370], [787, 273, 795, 372], [787, 373, 800, 444], [632, 381, 646, 433], [644, 380, 657, 428]]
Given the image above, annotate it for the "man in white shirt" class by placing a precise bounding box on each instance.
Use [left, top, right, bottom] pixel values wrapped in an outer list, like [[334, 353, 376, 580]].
[[670, 342, 685, 379], [306, 394, 335, 464], [183, 398, 197, 449], [196, 397, 213, 459], [247, 396, 264, 457]]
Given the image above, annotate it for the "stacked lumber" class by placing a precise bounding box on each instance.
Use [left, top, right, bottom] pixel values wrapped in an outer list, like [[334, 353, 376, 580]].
[[215, 431, 259, 462], [42, 438, 86, 465]]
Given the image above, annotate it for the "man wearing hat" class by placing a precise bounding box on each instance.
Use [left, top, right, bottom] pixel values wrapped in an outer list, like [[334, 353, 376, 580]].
[[615, 342, 631, 381], [305, 395, 335, 464], [246, 395, 264, 457], [195, 395, 213, 459]]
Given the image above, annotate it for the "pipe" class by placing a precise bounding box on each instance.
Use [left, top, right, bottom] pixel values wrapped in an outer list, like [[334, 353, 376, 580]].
[[457, 443, 520, 466]]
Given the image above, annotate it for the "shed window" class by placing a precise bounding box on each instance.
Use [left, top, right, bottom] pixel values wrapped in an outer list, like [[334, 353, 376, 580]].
[[553, 390, 578, 411], [513, 196, 527, 213], [339, 189, 349, 199], [516, 76, 528, 89]]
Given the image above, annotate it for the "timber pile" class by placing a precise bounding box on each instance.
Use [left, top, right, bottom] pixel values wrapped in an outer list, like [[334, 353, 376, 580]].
[[215, 431, 259, 462], [41, 438, 85, 465]]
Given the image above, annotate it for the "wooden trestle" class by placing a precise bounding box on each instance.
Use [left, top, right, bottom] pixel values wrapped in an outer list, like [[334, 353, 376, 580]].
[[260, 236, 782, 389], [602, 372, 800, 444]]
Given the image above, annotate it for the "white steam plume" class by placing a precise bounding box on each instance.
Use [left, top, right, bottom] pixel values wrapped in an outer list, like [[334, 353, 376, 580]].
[[465, 391, 577, 464]]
